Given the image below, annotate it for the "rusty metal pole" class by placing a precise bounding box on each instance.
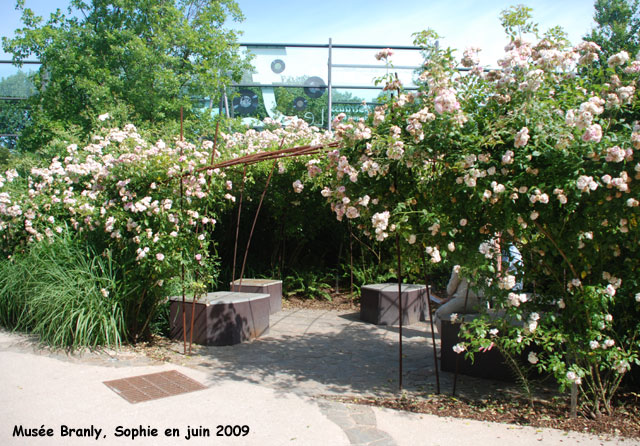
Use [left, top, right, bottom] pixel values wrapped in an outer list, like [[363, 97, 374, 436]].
[[396, 233, 403, 391], [189, 271, 198, 355], [179, 106, 187, 355], [421, 248, 441, 394], [349, 220, 354, 298], [231, 165, 247, 291], [238, 159, 278, 289], [452, 287, 470, 396]]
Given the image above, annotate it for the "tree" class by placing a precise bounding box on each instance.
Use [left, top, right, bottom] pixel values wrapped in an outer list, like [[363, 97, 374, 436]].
[[0, 71, 35, 151], [585, 0, 640, 59], [0, 70, 36, 98], [2, 0, 251, 151]]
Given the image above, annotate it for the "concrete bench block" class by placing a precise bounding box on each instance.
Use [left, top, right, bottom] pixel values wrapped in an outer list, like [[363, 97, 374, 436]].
[[360, 283, 426, 326], [169, 292, 270, 346], [230, 278, 283, 314]]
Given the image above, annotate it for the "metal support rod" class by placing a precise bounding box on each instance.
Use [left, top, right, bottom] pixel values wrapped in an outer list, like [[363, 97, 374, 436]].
[[453, 286, 470, 395], [231, 82, 420, 91], [420, 248, 441, 394], [179, 107, 187, 355], [328, 38, 333, 131], [231, 165, 247, 291], [349, 220, 354, 298], [238, 158, 278, 288], [335, 240, 342, 294], [396, 233, 403, 390], [189, 271, 198, 355], [224, 91, 230, 119], [239, 42, 423, 50]]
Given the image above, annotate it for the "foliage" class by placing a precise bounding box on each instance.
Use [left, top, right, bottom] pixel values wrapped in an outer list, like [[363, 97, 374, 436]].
[[283, 270, 333, 300], [0, 229, 126, 348], [0, 101, 29, 151], [585, 0, 640, 61], [0, 71, 35, 151], [304, 6, 640, 414], [500, 4, 539, 39], [0, 122, 230, 341], [0, 112, 340, 342], [2, 0, 251, 151], [0, 70, 36, 98], [212, 116, 344, 287]]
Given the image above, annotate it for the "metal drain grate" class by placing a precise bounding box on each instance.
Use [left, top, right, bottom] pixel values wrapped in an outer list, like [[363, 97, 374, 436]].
[[103, 370, 207, 404]]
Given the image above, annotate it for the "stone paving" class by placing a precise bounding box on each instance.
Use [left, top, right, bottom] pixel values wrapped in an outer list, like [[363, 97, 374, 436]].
[[165, 308, 525, 446], [181, 308, 519, 399]]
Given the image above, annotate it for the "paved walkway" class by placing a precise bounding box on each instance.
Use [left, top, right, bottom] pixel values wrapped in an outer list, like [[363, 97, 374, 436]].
[[1, 308, 637, 445]]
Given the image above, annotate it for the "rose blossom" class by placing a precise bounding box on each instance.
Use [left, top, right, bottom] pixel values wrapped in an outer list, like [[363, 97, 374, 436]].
[[514, 127, 530, 148]]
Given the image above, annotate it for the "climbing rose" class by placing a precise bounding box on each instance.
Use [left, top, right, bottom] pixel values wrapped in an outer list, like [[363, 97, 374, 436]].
[[292, 180, 304, 193], [514, 127, 530, 148]]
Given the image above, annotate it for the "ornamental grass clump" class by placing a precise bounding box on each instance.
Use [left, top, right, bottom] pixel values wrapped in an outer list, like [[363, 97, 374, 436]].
[[0, 230, 125, 348]]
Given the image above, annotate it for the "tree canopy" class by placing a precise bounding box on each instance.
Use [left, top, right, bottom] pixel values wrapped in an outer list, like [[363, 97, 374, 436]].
[[585, 0, 640, 59], [2, 0, 251, 151]]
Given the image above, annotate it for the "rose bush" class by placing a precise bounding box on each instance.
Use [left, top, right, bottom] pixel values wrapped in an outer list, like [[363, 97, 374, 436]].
[[0, 122, 229, 340], [307, 9, 640, 414], [0, 115, 337, 343]]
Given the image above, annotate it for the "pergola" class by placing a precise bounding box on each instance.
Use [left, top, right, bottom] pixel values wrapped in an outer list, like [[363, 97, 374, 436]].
[[173, 120, 441, 393]]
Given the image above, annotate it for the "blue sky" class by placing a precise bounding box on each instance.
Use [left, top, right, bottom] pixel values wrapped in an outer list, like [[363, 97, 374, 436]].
[[0, 0, 597, 88]]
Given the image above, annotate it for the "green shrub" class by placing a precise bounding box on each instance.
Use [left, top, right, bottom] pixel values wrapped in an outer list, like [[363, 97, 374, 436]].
[[0, 230, 126, 349]]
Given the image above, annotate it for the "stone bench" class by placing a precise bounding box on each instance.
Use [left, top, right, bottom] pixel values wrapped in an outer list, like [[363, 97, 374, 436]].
[[360, 283, 426, 326], [169, 292, 270, 346], [230, 278, 283, 314]]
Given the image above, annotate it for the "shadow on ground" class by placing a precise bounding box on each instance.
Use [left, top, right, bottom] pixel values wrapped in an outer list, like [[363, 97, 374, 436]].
[[178, 309, 522, 400]]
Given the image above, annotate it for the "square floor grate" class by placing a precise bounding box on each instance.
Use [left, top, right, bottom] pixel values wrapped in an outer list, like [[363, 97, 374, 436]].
[[103, 370, 207, 404]]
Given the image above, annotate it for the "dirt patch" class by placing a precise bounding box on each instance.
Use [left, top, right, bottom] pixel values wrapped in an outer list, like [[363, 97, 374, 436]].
[[283, 291, 360, 311]]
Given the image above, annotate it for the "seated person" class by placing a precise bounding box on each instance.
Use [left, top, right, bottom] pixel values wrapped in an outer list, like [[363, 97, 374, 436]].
[[432, 244, 525, 334], [432, 265, 484, 334]]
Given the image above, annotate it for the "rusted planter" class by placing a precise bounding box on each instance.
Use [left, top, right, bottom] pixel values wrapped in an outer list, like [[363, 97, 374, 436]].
[[169, 292, 270, 346]]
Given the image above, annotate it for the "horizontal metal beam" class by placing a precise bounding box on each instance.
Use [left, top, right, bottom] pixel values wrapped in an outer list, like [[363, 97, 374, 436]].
[[331, 63, 420, 70], [240, 43, 422, 50], [0, 60, 41, 64], [231, 83, 418, 90], [332, 101, 382, 105]]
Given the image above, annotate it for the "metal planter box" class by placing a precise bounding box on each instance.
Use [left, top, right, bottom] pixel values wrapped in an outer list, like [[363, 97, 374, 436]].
[[230, 278, 283, 314], [440, 320, 513, 381], [169, 292, 270, 346], [360, 283, 426, 325]]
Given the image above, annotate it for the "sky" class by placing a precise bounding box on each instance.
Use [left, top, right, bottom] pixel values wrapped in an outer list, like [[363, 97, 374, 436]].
[[0, 0, 598, 102]]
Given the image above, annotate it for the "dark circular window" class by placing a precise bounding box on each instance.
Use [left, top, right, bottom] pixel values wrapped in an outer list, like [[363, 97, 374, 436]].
[[232, 89, 259, 116], [304, 76, 326, 99], [292, 96, 308, 111], [271, 59, 286, 74]]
